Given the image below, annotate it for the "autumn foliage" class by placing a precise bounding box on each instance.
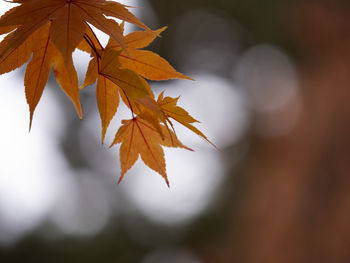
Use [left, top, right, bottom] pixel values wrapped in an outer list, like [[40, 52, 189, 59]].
[[0, 0, 211, 186]]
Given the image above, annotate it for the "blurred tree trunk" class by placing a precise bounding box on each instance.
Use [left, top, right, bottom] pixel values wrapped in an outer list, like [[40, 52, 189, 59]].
[[198, 2, 350, 263]]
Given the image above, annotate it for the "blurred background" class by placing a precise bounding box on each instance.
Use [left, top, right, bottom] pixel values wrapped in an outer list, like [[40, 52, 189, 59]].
[[1, 0, 350, 262]]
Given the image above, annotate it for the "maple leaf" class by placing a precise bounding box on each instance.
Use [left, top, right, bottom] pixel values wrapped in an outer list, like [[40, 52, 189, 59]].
[[80, 46, 155, 142], [0, 0, 149, 63], [0, 25, 16, 35], [157, 91, 216, 148], [96, 76, 120, 143], [110, 117, 192, 186], [106, 27, 193, 81], [100, 49, 151, 100], [80, 26, 189, 141], [79, 24, 171, 142], [79, 52, 121, 143], [0, 21, 82, 127], [0, 0, 150, 127], [0, 25, 34, 74]]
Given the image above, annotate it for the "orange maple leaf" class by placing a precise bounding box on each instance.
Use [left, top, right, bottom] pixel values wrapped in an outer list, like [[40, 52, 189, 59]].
[[106, 27, 193, 81], [0, 22, 82, 128], [79, 23, 170, 142], [80, 44, 155, 142], [110, 117, 192, 186], [157, 91, 216, 148], [0, 0, 149, 63]]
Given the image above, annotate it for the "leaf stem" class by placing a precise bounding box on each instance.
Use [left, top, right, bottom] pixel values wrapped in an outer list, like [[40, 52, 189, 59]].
[[121, 89, 135, 118], [83, 34, 101, 59], [83, 34, 102, 75]]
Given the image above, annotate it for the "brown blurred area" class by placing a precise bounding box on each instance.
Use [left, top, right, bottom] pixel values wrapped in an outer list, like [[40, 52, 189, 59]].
[[2, 0, 350, 262], [198, 1, 350, 263]]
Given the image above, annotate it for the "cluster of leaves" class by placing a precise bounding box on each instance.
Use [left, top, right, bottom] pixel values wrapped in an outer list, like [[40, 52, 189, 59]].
[[0, 0, 212, 186]]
